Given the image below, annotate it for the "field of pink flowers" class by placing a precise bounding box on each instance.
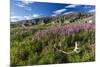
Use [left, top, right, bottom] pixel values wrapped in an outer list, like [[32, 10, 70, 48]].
[[11, 22, 95, 66]]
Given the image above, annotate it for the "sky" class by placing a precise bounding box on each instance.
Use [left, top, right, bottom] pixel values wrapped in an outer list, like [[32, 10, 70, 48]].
[[11, 0, 95, 22]]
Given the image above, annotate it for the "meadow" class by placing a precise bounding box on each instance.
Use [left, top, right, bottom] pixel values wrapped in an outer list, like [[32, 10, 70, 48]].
[[10, 21, 95, 66]]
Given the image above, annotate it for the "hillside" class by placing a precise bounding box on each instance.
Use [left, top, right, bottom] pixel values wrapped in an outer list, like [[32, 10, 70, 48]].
[[11, 12, 95, 25], [10, 12, 95, 66]]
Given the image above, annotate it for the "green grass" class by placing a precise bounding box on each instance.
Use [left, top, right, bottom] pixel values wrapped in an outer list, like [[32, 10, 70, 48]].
[[10, 22, 95, 66]]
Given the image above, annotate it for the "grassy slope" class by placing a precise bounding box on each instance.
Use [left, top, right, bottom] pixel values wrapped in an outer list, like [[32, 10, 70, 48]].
[[10, 20, 95, 66]]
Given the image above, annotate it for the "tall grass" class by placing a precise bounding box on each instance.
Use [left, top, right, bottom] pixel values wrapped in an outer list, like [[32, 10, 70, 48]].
[[10, 22, 95, 66]]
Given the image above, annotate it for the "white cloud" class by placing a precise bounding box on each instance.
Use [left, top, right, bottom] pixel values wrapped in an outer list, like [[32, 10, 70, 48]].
[[11, 16, 31, 22], [32, 14, 40, 18], [63, 11, 73, 15], [11, 16, 25, 22], [51, 14, 57, 17], [11, 14, 40, 22], [84, 6, 92, 8], [65, 4, 78, 8], [53, 9, 67, 15], [51, 11, 73, 16], [88, 9, 95, 12], [17, 0, 35, 5], [24, 16, 32, 20], [16, 3, 25, 7], [15, 2, 32, 11]]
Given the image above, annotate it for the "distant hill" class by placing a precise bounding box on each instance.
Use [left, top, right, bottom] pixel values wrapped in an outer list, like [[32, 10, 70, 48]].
[[11, 12, 95, 25]]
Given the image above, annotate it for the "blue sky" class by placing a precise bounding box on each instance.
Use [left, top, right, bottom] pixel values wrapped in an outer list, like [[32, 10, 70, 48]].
[[11, 0, 95, 22]]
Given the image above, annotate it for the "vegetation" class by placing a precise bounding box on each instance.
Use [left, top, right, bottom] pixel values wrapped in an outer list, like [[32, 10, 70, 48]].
[[10, 12, 95, 66]]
